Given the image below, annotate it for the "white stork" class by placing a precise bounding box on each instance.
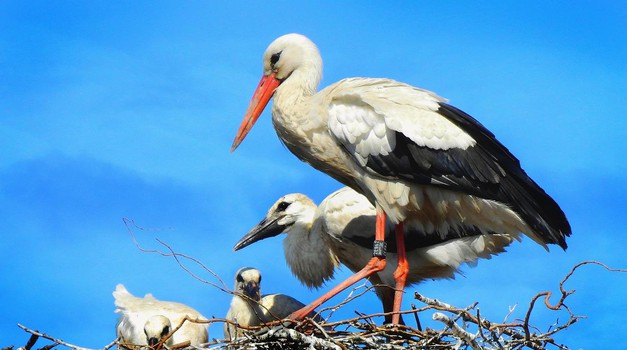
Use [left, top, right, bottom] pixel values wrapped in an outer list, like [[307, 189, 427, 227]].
[[234, 187, 519, 324], [113, 284, 208, 347], [224, 267, 314, 340], [231, 33, 571, 324]]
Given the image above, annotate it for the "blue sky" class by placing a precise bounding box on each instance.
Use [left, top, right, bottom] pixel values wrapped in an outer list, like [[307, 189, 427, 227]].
[[1, 1, 626, 348]]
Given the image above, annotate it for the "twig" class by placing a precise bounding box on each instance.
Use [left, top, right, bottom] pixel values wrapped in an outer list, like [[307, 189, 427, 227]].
[[414, 292, 453, 309], [122, 218, 230, 292], [17, 323, 90, 350], [20, 334, 39, 350], [432, 312, 483, 350], [522, 260, 627, 342], [410, 303, 422, 331]]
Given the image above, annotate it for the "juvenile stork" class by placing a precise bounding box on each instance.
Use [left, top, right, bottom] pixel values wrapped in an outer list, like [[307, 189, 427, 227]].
[[224, 267, 314, 340], [113, 284, 208, 347], [234, 187, 519, 324], [231, 33, 571, 324]]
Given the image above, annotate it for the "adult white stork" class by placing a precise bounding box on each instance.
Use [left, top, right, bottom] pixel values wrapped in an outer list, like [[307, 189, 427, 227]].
[[113, 284, 208, 347], [224, 267, 314, 340], [231, 33, 571, 324], [234, 187, 519, 324]]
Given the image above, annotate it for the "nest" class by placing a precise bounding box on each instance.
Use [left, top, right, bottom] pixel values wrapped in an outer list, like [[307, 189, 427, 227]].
[[10, 222, 627, 350], [11, 260, 626, 350]]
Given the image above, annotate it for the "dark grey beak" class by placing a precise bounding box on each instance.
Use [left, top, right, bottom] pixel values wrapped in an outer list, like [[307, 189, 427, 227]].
[[243, 281, 260, 300], [233, 216, 286, 251], [147, 337, 159, 347]]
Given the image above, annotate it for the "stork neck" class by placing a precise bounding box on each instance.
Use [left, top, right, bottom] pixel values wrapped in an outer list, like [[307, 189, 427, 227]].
[[272, 66, 319, 113], [283, 210, 338, 288]]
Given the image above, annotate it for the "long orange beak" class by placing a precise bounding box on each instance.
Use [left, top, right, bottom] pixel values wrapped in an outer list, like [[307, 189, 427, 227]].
[[231, 72, 281, 152]]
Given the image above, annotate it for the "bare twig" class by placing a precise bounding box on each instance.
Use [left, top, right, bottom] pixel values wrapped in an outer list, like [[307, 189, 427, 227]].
[[522, 260, 627, 342], [20, 334, 39, 350], [122, 218, 230, 292], [432, 312, 483, 350], [17, 324, 116, 350]]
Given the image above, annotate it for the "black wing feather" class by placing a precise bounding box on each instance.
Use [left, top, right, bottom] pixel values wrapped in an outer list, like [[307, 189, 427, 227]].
[[363, 102, 571, 249]]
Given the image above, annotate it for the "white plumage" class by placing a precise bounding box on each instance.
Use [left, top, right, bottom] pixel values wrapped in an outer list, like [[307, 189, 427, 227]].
[[234, 187, 518, 323], [231, 33, 570, 324], [224, 267, 313, 340], [113, 284, 208, 347]]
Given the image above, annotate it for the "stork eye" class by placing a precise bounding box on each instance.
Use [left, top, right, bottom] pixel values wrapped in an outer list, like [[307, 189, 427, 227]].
[[236, 274, 244, 283], [161, 326, 170, 337], [270, 51, 282, 66], [276, 201, 290, 212]]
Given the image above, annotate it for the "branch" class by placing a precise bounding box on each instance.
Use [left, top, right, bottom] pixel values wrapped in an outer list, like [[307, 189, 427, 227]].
[[432, 312, 483, 350], [122, 218, 230, 292], [522, 260, 627, 341], [17, 325, 117, 350]]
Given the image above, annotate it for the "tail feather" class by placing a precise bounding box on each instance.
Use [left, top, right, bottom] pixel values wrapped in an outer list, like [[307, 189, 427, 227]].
[[113, 284, 137, 309]]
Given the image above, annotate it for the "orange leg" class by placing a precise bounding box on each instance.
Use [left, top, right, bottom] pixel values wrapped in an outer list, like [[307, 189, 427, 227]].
[[289, 211, 388, 320], [391, 222, 408, 325]]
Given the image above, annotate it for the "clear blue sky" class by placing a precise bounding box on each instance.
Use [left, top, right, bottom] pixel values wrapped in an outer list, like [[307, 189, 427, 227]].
[[2, 1, 625, 348]]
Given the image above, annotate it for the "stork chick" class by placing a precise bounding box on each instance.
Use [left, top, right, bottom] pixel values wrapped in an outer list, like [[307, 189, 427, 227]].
[[224, 267, 314, 340], [114, 284, 208, 347]]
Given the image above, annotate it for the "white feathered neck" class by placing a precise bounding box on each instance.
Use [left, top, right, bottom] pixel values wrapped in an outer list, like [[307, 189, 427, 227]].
[[282, 200, 340, 289]]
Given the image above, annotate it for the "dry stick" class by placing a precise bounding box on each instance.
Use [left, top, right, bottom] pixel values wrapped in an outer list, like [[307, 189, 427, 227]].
[[154, 238, 234, 295], [475, 308, 491, 347], [432, 312, 483, 350], [122, 217, 231, 292], [307, 318, 334, 340], [17, 325, 117, 350], [335, 332, 380, 348], [503, 304, 517, 324], [410, 303, 423, 331], [21, 334, 39, 350], [522, 260, 627, 342]]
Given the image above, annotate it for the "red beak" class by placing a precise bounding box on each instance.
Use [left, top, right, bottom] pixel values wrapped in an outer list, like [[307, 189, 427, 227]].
[[231, 73, 281, 152]]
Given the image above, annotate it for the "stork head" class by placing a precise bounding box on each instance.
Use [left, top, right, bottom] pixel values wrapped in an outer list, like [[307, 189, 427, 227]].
[[234, 267, 262, 301], [144, 315, 172, 348], [231, 33, 322, 152], [233, 193, 316, 251]]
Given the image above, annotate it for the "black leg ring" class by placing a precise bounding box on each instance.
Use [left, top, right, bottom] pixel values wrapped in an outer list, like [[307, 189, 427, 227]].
[[373, 240, 387, 258]]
